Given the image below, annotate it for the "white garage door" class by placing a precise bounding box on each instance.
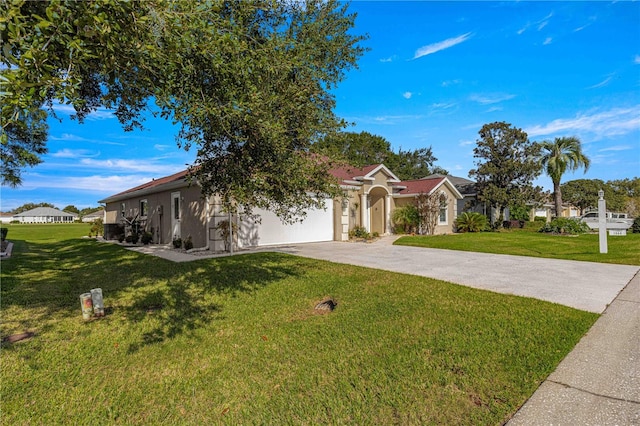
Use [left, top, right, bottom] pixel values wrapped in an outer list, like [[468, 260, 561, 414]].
[[237, 199, 334, 247]]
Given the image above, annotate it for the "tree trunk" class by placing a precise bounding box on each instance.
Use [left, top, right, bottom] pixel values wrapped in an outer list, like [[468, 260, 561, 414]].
[[496, 205, 505, 229], [553, 182, 562, 219]]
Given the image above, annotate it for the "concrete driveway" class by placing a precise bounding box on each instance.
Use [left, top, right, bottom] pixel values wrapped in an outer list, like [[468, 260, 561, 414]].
[[274, 237, 639, 314]]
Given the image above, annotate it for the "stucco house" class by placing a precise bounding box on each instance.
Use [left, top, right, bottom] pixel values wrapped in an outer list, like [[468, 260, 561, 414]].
[[12, 207, 78, 223], [99, 163, 462, 251]]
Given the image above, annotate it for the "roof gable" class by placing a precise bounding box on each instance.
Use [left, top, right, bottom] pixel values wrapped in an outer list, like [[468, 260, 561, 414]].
[[329, 163, 400, 185]]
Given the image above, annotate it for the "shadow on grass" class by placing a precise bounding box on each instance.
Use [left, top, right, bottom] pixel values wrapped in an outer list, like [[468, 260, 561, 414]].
[[1, 238, 306, 352]]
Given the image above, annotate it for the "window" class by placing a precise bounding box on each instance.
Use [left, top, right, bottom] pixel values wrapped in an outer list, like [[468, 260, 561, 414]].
[[140, 199, 148, 217], [121, 203, 126, 217], [438, 196, 448, 224], [174, 196, 180, 220]]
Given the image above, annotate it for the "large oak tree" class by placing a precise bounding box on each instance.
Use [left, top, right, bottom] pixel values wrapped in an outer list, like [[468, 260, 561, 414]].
[[469, 122, 542, 227], [1, 0, 366, 222]]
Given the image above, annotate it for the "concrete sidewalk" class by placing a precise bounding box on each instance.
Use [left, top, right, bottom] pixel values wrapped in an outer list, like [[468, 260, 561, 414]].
[[507, 270, 640, 425]]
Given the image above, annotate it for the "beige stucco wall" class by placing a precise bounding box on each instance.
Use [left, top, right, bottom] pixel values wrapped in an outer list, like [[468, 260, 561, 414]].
[[392, 185, 458, 235], [104, 184, 208, 247]]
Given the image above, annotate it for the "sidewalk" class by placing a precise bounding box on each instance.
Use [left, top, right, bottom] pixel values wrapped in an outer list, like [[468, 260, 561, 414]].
[[507, 270, 640, 425]]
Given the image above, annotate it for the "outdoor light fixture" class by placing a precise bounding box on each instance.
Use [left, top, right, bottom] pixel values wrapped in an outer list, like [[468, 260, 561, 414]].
[[598, 189, 604, 199]]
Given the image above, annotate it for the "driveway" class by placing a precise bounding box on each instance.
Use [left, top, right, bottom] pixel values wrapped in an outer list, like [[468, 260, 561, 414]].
[[274, 237, 639, 314]]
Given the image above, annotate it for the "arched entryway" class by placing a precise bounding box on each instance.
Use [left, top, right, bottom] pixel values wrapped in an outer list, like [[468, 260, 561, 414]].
[[369, 186, 390, 235]]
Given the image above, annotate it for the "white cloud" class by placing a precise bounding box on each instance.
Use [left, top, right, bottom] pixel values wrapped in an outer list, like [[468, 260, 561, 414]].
[[587, 75, 614, 89], [413, 33, 472, 59], [525, 107, 640, 139], [154, 144, 173, 151], [402, 92, 412, 99], [50, 149, 99, 159], [351, 114, 424, 125], [543, 37, 553, 45], [635, 55, 640, 64], [49, 133, 126, 146], [79, 158, 182, 174], [51, 103, 114, 120], [20, 174, 153, 194], [431, 102, 455, 109], [380, 56, 394, 63], [598, 145, 632, 152], [469, 93, 516, 105], [459, 140, 474, 147], [537, 21, 548, 31], [441, 79, 461, 87]]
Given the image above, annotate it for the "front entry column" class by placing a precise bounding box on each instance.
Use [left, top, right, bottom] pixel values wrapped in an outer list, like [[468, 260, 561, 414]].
[[360, 193, 369, 232], [385, 195, 392, 235]]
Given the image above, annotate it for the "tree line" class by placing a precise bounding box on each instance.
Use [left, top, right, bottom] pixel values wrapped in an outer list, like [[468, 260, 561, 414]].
[[6, 202, 102, 217]]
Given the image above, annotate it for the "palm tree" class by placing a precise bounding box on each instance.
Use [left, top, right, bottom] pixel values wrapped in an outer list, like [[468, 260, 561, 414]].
[[539, 137, 590, 218]]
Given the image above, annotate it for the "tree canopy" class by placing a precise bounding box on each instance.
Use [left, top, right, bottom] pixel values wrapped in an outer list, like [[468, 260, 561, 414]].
[[311, 131, 443, 180], [469, 122, 542, 226], [1, 0, 366, 222], [561, 178, 637, 216]]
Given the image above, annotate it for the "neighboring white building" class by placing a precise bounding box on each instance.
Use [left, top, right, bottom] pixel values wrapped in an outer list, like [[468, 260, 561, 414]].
[[81, 209, 105, 223], [13, 207, 78, 223], [0, 213, 14, 224]]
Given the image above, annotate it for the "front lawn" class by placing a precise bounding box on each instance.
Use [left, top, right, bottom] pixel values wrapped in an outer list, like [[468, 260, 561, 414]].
[[1, 225, 597, 424], [395, 229, 640, 265]]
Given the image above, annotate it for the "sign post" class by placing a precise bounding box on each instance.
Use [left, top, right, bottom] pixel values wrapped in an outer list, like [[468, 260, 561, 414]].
[[598, 189, 607, 254]]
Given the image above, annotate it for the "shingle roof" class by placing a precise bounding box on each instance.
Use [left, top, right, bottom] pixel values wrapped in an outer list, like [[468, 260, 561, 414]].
[[396, 177, 446, 195], [108, 169, 192, 198]]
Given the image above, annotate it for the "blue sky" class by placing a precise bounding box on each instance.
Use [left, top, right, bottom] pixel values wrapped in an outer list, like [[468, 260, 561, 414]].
[[2, 1, 639, 211]]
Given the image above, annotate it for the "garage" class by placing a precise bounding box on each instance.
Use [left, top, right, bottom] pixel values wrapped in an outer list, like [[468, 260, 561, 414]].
[[236, 198, 334, 247]]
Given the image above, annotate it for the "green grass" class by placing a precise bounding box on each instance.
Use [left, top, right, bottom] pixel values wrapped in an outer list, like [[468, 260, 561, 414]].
[[395, 228, 640, 265], [1, 224, 598, 424]]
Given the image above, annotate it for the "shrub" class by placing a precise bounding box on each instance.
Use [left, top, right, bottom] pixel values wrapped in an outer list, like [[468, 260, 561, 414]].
[[392, 205, 419, 234], [183, 235, 193, 250], [117, 233, 125, 243], [349, 226, 370, 239], [89, 218, 103, 237], [215, 219, 238, 252], [534, 216, 547, 223], [509, 204, 530, 221], [632, 217, 640, 233], [172, 237, 182, 249], [0, 227, 7, 241], [141, 232, 153, 245], [539, 217, 590, 235], [455, 212, 488, 233], [503, 219, 524, 229]]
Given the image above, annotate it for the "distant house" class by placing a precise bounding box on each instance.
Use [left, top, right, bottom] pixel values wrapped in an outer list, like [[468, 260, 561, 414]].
[[81, 209, 105, 223], [99, 164, 462, 250], [12, 207, 78, 223], [0, 213, 13, 224]]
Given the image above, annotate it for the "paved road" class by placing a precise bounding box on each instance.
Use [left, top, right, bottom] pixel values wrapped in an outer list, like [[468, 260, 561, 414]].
[[274, 237, 639, 314]]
